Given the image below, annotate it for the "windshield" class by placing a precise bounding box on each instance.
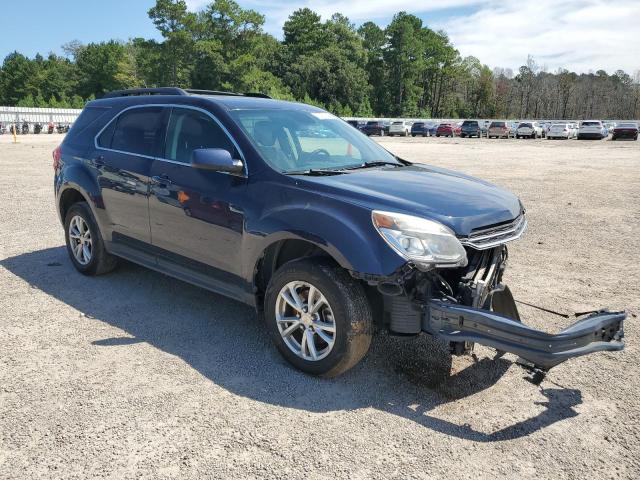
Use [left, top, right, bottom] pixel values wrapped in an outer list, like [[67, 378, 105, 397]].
[[229, 109, 400, 173], [618, 123, 637, 128], [490, 122, 505, 127], [518, 122, 532, 128], [582, 121, 601, 126]]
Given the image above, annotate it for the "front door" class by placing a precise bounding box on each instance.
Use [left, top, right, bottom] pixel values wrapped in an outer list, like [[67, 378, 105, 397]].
[[148, 107, 247, 295]]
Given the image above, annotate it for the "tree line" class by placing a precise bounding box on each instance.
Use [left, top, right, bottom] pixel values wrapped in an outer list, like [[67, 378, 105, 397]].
[[1, 0, 638, 119]]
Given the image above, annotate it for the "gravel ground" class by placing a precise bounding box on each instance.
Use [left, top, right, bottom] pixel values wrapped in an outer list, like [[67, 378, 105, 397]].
[[1, 134, 639, 479]]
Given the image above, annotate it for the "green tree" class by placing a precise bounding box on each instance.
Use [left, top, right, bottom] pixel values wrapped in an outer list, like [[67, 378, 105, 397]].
[[75, 41, 134, 98]]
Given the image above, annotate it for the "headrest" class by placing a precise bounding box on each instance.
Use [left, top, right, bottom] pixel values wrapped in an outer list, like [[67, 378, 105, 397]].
[[254, 121, 276, 147]]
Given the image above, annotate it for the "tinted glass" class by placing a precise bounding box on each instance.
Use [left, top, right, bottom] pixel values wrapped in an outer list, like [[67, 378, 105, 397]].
[[165, 108, 235, 164], [489, 122, 505, 127], [582, 121, 600, 126], [462, 121, 478, 126], [97, 117, 117, 148], [110, 107, 164, 156]]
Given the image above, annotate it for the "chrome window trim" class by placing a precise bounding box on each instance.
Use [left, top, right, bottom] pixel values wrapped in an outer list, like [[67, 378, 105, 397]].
[[93, 103, 248, 176]]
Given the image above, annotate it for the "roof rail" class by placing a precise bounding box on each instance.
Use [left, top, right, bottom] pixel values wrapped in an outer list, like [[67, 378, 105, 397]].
[[101, 87, 187, 99], [101, 87, 272, 100], [184, 89, 272, 99]]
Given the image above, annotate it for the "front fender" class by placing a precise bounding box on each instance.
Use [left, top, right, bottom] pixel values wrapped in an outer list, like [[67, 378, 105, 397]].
[[243, 200, 406, 282]]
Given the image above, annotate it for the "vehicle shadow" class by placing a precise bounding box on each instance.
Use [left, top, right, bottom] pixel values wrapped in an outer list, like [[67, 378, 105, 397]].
[[1, 247, 582, 442]]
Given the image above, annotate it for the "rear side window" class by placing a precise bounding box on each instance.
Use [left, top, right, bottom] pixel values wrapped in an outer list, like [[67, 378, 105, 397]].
[[97, 119, 117, 148], [109, 107, 165, 157], [164, 108, 236, 164], [66, 106, 110, 143]]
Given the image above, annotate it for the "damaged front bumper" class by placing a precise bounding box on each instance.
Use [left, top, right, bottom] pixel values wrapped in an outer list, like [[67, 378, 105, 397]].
[[424, 299, 625, 381], [371, 244, 626, 384]]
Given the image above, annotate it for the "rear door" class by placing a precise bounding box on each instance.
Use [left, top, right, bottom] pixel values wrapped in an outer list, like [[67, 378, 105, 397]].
[[148, 106, 248, 296], [95, 106, 167, 253]]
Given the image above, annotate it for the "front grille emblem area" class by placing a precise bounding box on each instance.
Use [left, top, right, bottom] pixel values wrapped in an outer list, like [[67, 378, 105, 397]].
[[460, 214, 527, 250]]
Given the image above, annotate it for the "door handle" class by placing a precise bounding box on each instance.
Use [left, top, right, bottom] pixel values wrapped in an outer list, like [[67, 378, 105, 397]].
[[151, 175, 173, 186]]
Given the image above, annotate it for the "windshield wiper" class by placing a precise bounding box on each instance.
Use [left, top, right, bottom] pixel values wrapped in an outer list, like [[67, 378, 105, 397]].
[[284, 168, 345, 176], [343, 161, 403, 170]]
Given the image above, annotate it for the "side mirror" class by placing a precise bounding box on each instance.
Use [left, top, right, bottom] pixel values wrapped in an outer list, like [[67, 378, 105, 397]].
[[191, 148, 244, 174]]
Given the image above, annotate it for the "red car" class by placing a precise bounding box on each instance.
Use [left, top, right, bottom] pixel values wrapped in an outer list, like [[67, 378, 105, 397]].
[[435, 123, 459, 137], [612, 122, 638, 141]]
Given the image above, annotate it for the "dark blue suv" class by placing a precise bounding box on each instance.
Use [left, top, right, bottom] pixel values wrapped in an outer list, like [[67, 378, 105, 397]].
[[54, 88, 624, 382]]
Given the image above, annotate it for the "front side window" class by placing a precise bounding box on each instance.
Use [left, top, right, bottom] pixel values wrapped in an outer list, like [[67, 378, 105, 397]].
[[164, 108, 236, 164], [109, 107, 165, 157], [229, 109, 399, 173]]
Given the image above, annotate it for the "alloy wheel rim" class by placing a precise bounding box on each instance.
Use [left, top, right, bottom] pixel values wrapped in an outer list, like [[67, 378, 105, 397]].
[[275, 281, 336, 361], [68, 215, 92, 265]]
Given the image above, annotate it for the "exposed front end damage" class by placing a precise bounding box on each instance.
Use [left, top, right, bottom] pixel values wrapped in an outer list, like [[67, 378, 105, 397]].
[[361, 244, 625, 385]]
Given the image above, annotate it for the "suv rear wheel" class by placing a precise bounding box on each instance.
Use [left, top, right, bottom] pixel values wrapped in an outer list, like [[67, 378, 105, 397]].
[[64, 202, 118, 276], [264, 258, 372, 377]]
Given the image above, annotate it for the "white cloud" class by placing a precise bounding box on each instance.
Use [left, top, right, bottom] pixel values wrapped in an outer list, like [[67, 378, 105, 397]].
[[186, 0, 640, 74], [435, 0, 640, 74]]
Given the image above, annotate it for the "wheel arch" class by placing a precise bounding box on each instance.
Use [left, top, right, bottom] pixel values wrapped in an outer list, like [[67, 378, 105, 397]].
[[58, 185, 92, 223], [252, 237, 346, 311]]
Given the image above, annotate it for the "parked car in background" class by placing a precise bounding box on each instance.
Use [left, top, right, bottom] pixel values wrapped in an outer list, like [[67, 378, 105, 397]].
[[487, 121, 510, 138], [363, 120, 390, 136], [435, 123, 457, 137], [346, 120, 365, 131], [547, 123, 575, 140], [516, 122, 542, 139], [611, 122, 638, 140], [0, 122, 5, 134], [577, 120, 607, 140], [569, 123, 578, 137], [508, 122, 519, 137], [389, 120, 411, 136], [604, 122, 616, 135], [460, 120, 482, 138], [479, 120, 491, 137], [411, 122, 432, 137]]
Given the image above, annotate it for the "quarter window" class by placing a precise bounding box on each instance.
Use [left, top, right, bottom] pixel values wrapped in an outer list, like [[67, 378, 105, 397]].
[[164, 108, 236, 164], [109, 107, 165, 157]]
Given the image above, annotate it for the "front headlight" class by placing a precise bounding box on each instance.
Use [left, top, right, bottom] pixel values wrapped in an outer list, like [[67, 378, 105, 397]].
[[372, 210, 468, 269]]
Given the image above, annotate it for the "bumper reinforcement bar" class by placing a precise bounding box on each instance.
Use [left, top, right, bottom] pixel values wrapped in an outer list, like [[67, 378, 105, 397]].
[[424, 300, 625, 382]]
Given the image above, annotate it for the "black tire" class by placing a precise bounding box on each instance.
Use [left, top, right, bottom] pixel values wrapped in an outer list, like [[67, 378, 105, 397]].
[[64, 202, 118, 276], [264, 258, 373, 377], [411, 134, 416, 137]]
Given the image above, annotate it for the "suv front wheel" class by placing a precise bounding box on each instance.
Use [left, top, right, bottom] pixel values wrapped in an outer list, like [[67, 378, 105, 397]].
[[64, 202, 118, 276], [264, 258, 373, 377]]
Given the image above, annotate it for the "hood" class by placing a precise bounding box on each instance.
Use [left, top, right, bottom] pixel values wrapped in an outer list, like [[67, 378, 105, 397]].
[[296, 164, 522, 236]]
